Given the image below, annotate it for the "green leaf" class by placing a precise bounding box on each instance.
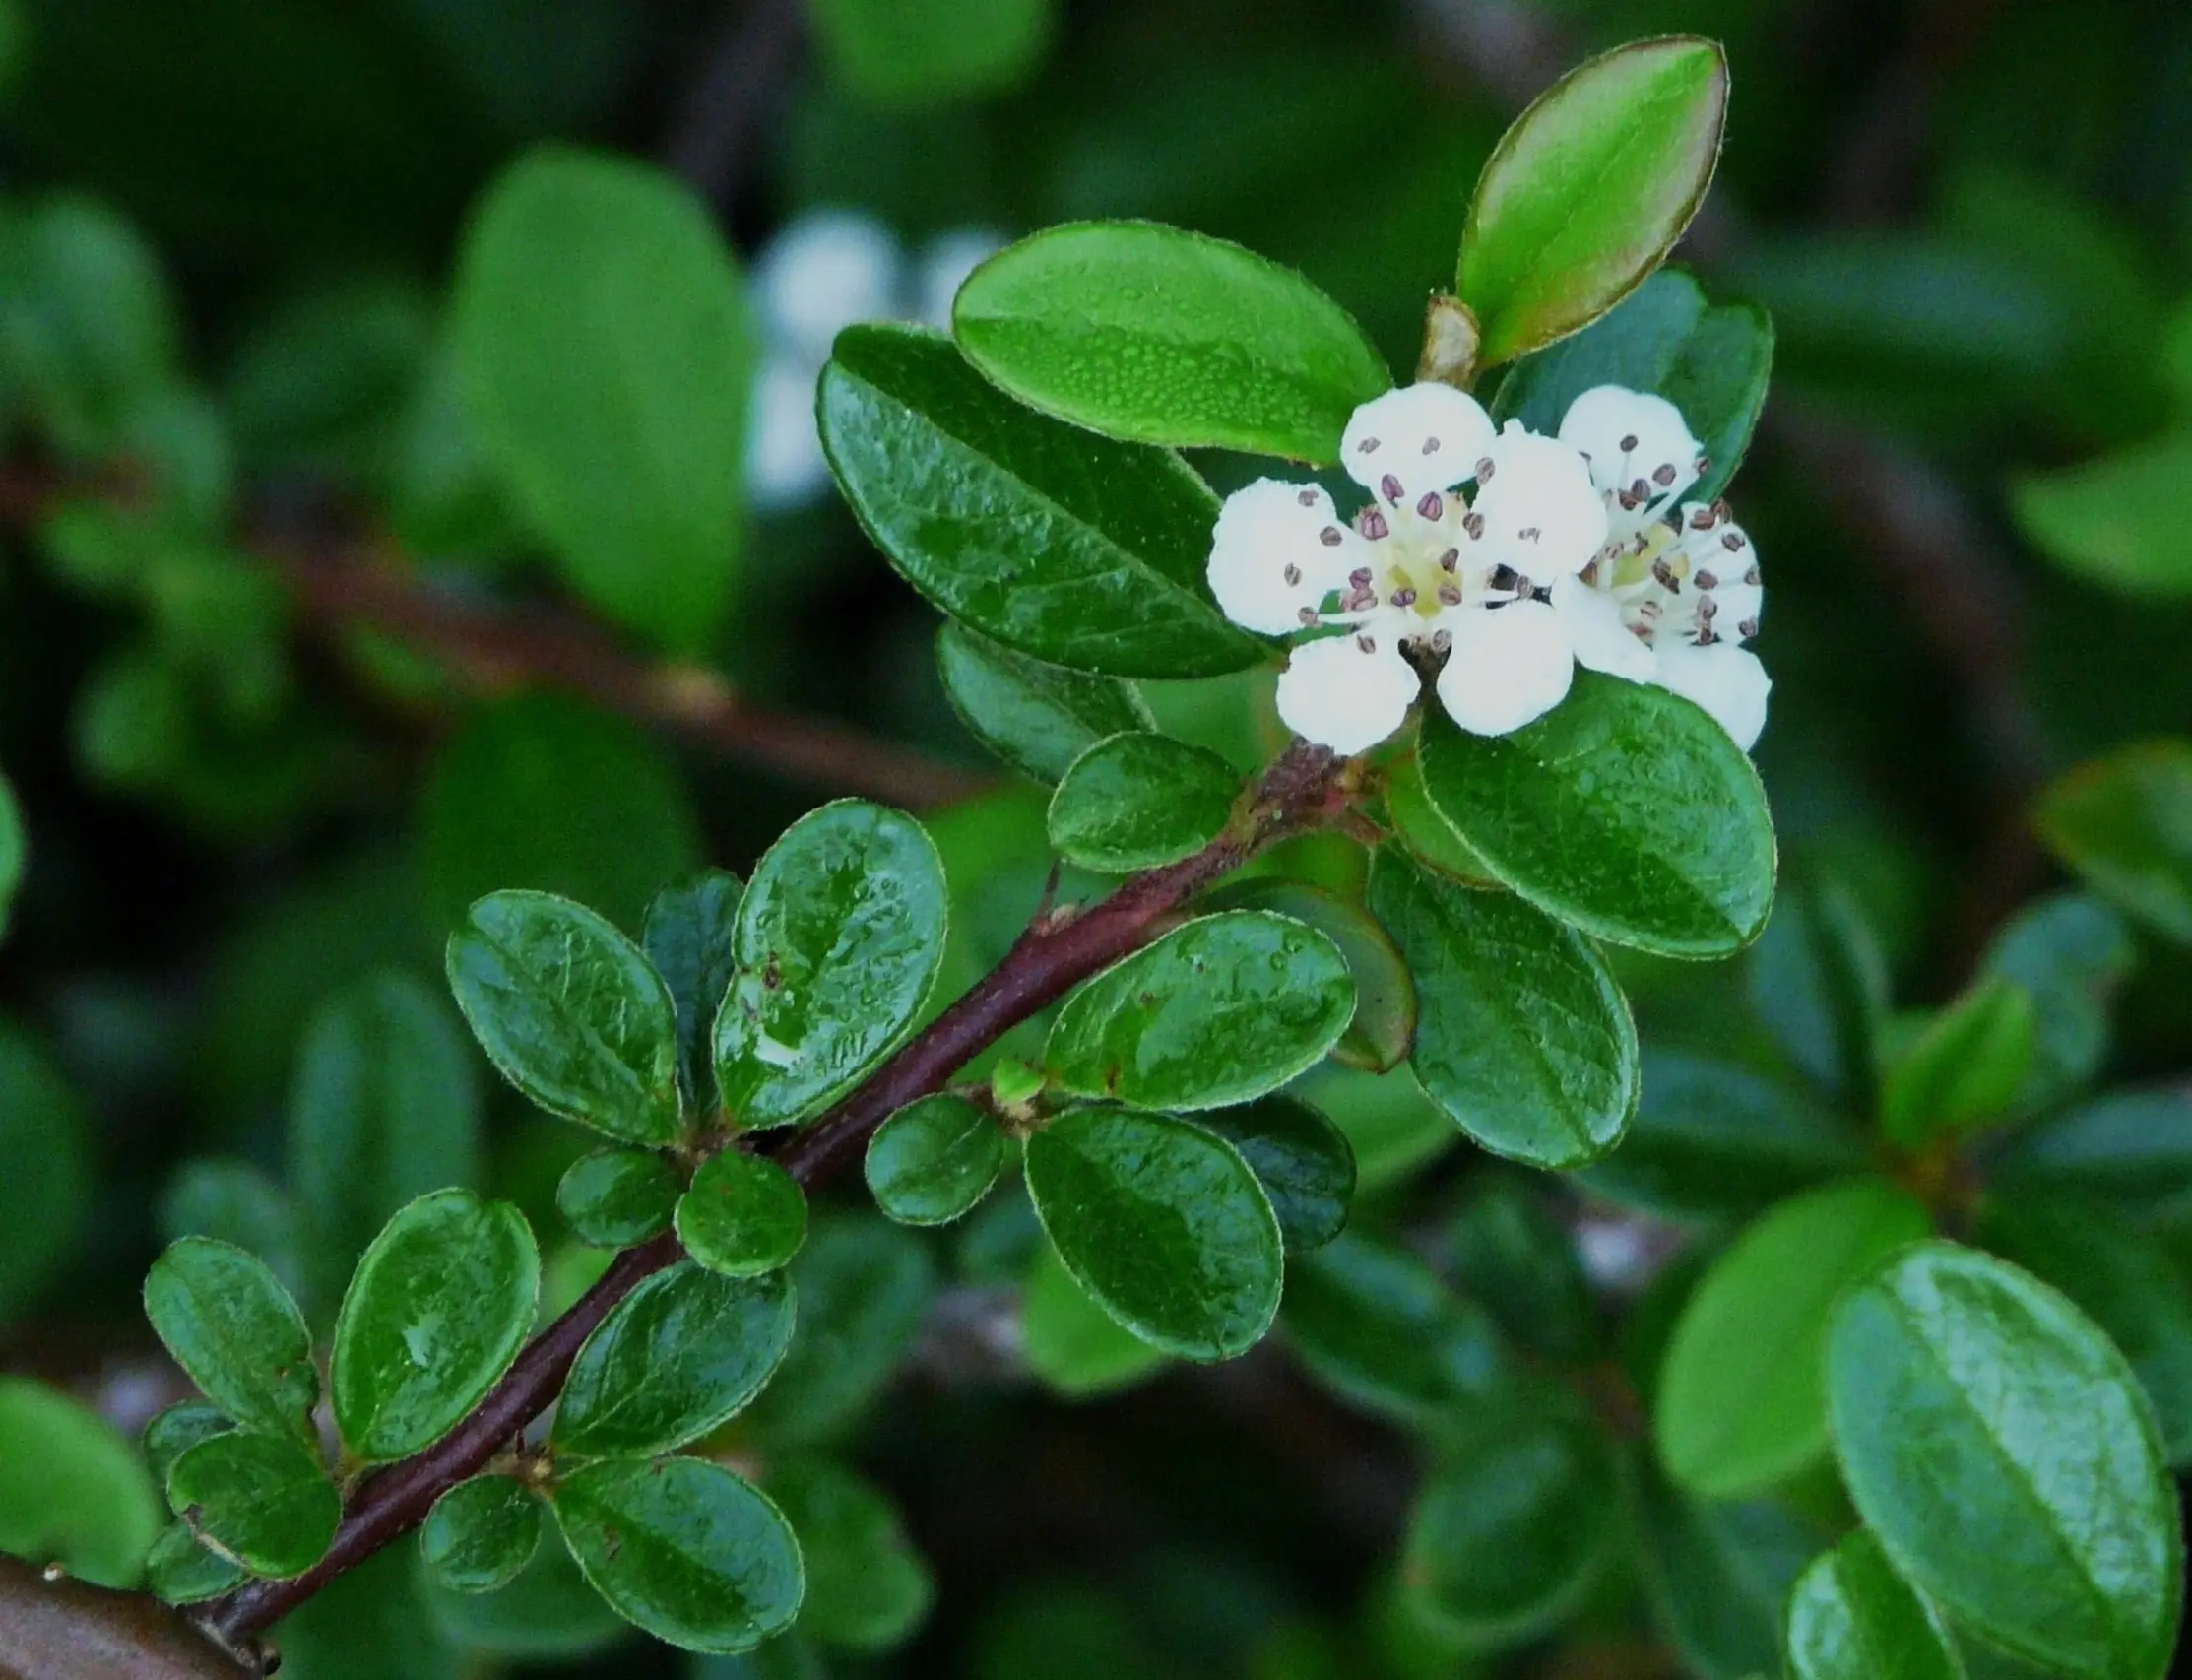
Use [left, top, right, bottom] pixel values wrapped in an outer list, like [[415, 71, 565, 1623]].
[[1045, 732, 1238, 872], [142, 1236, 318, 1445], [420, 1524, 626, 1659], [0, 770, 22, 938], [557, 1148, 681, 1248], [1627, 1457, 1823, 1680], [1458, 36, 1729, 366], [553, 1456, 802, 1655], [331, 1189, 540, 1461], [446, 889, 683, 1147], [290, 969, 481, 1323], [2035, 743, 2192, 944], [1990, 1088, 2192, 1210], [1825, 1242, 2183, 1680], [554, 1261, 796, 1458], [817, 324, 1260, 679], [1444, 1175, 1599, 1364], [2013, 432, 2192, 598], [145, 1519, 246, 1604], [420, 1475, 543, 1595], [953, 221, 1390, 464], [765, 1455, 933, 1652], [714, 801, 948, 1131], [1491, 268, 1772, 504], [742, 1217, 934, 1446], [1281, 1233, 1514, 1427], [1386, 746, 1500, 887], [864, 1094, 1006, 1226], [1024, 1105, 1282, 1361], [1400, 1411, 1617, 1647], [643, 870, 746, 1114], [1656, 1180, 1930, 1501], [808, 0, 1051, 107], [1417, 676, 1776, 959], [1880, 978, 2036, 1148], [0, 1378, 162, 1589], [1785, 1529, 1965, 1680], [166, 1431, 339, 1579], [144, 1401, 235, 1492], [1043, 911, 1355, 1112], [1020, 1239, 1167, 1397], [677, 1151, 808, 1277], [1366, 850, 1637, 1169], [1977, 894, 2134, 1114], [1192, 1094, 1355, 1252], [1206, 879, 1417, 1075], [1748, 875, 1891, 1109], [1579, 1051, 1868, 1223], [935, 624, 1154, 786], [453, 147, 753, 650], [281, 1547, 464, 1680], [157, 1161, 294, 1280], [0, 1021, 91, 1327]]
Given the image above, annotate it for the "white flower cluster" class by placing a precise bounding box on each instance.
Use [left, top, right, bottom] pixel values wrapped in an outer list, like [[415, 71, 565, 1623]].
[[1205, 382, 1769, 756]]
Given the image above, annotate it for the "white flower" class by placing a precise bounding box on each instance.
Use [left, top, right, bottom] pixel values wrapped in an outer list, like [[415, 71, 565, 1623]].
[[1208, 382, 1608, 755]]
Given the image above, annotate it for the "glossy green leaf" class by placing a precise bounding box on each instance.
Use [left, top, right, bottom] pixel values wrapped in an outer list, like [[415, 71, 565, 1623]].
[[643, 870, 745, 1112], [809, 0, 1051, 107], [714, 801, 947, 1131], [1628, 1458, 1823, 1680], [1580, 1051, 1868, 1223], [1657, 1180, 1929, 1500], [1826, 1242, 2183, 1680], [1459, 36, 1729, 365], [1417, 676, 1776, 958], [1492, 267, 1772, 503], [1192, 1094, 1355, 1252], [331, 1189, 539, 1462], [2035, 743, 2192, 944], [936, 624, 1154, 786], [142, 1236, 317, 1445], [552, 1456, 803, 1655], [1043, 911, 1354, 1112], [1990, 1088, 2192, 1209], [553, 1261, 796, 1458], [557, 1148, 681, 1248], [166, 1431, 339, 1579], [1748, 876, 1891, 1109], [143, 1402, 234, 1493], [864, 1093, 1006, 1226], [2013, 432, 2192, 598], [0, 1021, 91, 1327], [817, 324, 1259, 678], [1024, 1105, 1282, 1361], [1785, 1529, 1964, 1680], [446, 889, 683, 1146], [1207, 878, 1416, 1075], [0, 1378, 161, 1589], [420, 1475, 542, 1595], [1881, 977, 2036, 1148], [1045, 731, 1238, 872], [1020, 1238, 1167, 1397], [743, 1217, 934, 1446], [1979, 893, 2133, 1114], [145, 1519, 246, 1604], [420, 1524, 626, 1659], [677, 1151, 808, 1277], [454, 148, 753, 650], [1444, 1175, 1599, 1363], [953, 221, 1390, 463], [765, 1455, 933, 1652], [1366, 850, 1636, 1168]]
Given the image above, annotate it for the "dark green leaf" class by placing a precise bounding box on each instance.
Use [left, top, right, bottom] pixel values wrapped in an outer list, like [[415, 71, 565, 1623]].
[[1627, 1458, 1823, 1680], [953, 221, 1390, 464], [1825, 1242, 2182, 1680], [1881, 978, 2036, 1148], [420, 1524, 626, 1659], [1444, 1175, 1599, 1363], [331, 1190, 539, 1461], [1785, 1529, 1964, 1680], [2013, 433, 2192, 599], [1206, 879, 1416, 1075], [1748, 875, 1891, 1109], [142, 1236, 317, 1445], [743, 1217, 934, 1446], [864, 1094, 1006, 1226], [677, 1151, 808, 1277], [551, 1456, 803, 1655], [557, 1148, 681, 1248], [1978, 894, 2135, 1113], [1417, 676, 1776, 959], [1045, 732, 1238, 872], [1990, 1088, 2192, 1210], [1192, 1094, 1355, 1252], [0, 1378, 161, 1589], [166, 1431, 338, 1579], [765, 1455, 934, 1652], [1020, 1239, 1166, 1397], [454, 148, 753, 650], [0, 1021, 92, 1327], [553, 1261, 796, 1458], [1656, 1180, 1929, 1500], [1386, 746, 1500, 887], [0, 773, 22, 938], [1366, 850, 1636, 1168], [2035, 743, 2192, 944], [713, 801, 947, 1131], [817, 324, 1259, 679], [1024, 1105, 1281, 1361], [445, 889, 682, 1147], [1043, 911, 1354, 1112], [935, 624, 1154, 786], [420, 1475, 542, 1595], [643, 870, 745, 1112], [157, 1160, 294, 1278], [145, 1519, 245, 1603], [1459, 37, 1728, 365], [143, 1402, 234, 1493], [809, 0, 1051, 107]]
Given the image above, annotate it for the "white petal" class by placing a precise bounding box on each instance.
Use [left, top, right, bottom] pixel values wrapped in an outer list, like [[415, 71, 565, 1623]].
[[1468, 425, 1609, 578], [1551, 573, 1654, 680], [1558, 384, 1702, 508], [1276, 633, 1420, 755], [1655, 642, 1771, 751], [914, 227, 1004, 329], [753, 210, 904, 364], [1340, 383, 1496, 504], [1435, 600, 1575, 737], [748, 358, 831, 509], [1206, 479, 1361, 636]]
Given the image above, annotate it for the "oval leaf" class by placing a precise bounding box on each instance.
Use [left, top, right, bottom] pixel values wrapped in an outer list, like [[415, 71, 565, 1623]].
[[765, 1454, 934, 1652], [1880, 976, 2036, 1148], [1991, 1088, 2192, 1210], [0, 1378, 163, 1590], [936, 623, 1153, 786], [1785, 1529, 1963, 1680], [741, 1217, 934, 1446], [642, 869, 745, 1112], [1192, 1094, 1355, 1252], [2034, 742, 2192, 944], [421, 1475, 543, 1596], [167, 1432, 339, 1580], [1207, 878, 1417, 1074], [556, 1147, 681, 1249], [864, 1094, 1006, 1227], [142, 1237, 317, 1446], [1046, 732, 1238, 872], [1020, 1239, 1167, 1398], [677, 1150, 809, 1277]]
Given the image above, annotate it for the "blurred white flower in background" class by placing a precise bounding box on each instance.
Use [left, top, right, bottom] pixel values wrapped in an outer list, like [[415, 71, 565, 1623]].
[[747, 210, 1001, 511]]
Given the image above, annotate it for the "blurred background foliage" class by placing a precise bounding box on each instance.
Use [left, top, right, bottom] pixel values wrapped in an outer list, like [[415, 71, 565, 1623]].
[[3, 0, 2192, 1675]]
